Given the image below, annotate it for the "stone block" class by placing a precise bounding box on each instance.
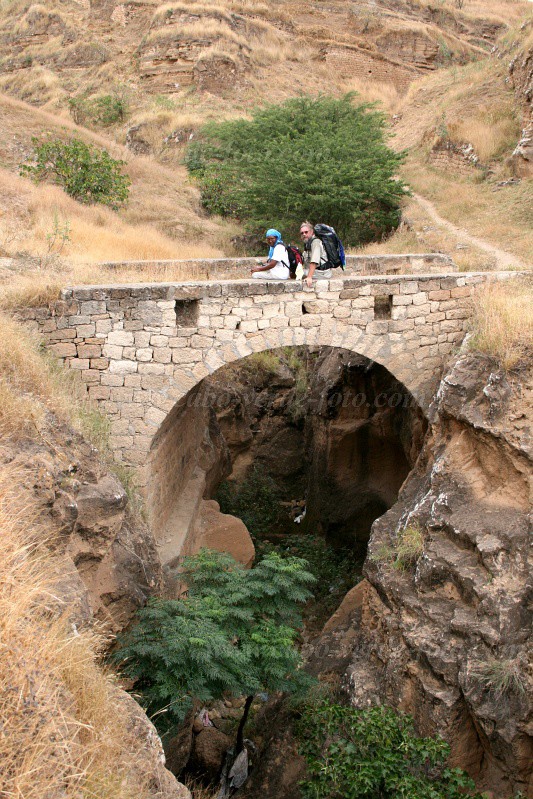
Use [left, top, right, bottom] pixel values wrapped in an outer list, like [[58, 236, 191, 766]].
[[269, 317, 290, 328], [90, 358, 110, 370], [445, 309, 470, 320], [89, 385, 110, 401], [102, 344, 123, 359], [406, 303, 431, 318], [69, 358, 90, 370], [50, 342, 76, 357], [101, 374, 125, 387], [411, 292, 428, 306], [450, 286, 471, 298], [240, 320, 258, 333], [148, 334, 167, 347], [81, 370, 100, 385], [108, 330, 135, 346], [80, 301, 107, 315], [76, 324, 96, 338], [153, 348, 172, 364], [333, 307, 350, 319], [109, 360, 138, 374], [303, 300, 329, 314], [284, 302, 302, 318], [77, 344, 102, 358], [399, 281, 419, 294], [124, 375, 142, 388], [136, 348, 153, 362], [428, 290, 451, 301], [172, 348, 202, 364]]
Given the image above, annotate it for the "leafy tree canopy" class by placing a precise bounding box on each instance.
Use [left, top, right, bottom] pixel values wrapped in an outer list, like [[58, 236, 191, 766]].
[[114, 549, 315, 734], [20, 137, 130, 209], [296, 701, 485, 799], [185, 94, 408, 246]]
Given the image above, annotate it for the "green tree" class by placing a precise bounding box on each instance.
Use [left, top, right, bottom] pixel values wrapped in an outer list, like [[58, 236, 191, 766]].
[[20, 137, 130, 209], [185, 94, 408, 246], [296, 701, 485, 799], [114, 549, 315, 750]]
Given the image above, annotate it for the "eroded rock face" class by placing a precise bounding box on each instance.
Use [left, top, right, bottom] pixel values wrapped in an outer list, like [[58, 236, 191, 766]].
[[509, 43, 533, 176], [305, 349, 427, 551], [339, 354, 532, 795], [204, 347, 427, 549], [2, 421, 162, 634]]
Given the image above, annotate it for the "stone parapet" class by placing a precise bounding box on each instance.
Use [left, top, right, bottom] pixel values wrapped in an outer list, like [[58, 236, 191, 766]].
[[96, 252, 455, 279]]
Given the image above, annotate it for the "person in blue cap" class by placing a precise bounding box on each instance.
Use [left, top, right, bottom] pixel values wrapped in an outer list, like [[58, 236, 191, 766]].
[[251, 229, 290, 280]]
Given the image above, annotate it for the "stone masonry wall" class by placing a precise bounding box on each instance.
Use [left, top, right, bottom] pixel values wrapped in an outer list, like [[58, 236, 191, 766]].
[[325, 45, 420, 92], [17, 271, 520, 534]]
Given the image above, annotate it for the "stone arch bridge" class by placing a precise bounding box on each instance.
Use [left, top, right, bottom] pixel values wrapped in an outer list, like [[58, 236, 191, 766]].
[[23, 267, 514, 556]]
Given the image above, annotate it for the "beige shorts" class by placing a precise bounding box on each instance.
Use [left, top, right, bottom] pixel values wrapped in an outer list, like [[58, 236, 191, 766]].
[[303, 267, 332, 280]]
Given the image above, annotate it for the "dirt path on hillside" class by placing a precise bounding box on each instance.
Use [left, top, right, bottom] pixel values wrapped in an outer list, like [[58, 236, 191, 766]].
[[413, 193, 529, 270]]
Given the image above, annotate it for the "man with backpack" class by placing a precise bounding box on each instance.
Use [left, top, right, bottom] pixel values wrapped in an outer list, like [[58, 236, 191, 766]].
[[300, 221, 346, 287]]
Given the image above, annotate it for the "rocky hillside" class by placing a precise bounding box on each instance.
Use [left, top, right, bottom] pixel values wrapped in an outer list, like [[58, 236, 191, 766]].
[[316, 352, 533, 797], [237, 349, 532, 799], [0, 0, 531, 267]]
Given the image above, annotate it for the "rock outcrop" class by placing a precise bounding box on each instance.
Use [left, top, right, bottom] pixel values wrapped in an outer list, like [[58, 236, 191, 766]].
[[509, 37, 533, 176], [332, 353, 532, 795], [2, 423, 163, 633]]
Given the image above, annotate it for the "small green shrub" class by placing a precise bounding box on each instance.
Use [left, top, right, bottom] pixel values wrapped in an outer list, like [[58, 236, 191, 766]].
[[369, 523, 424, 571], [69, 92, 128, 127], [395, 524, 424, 569], [20, 138, 130, 209], [216, 465, 284, 538], [296, 701, 485, 799], [45, 211, 71, 255], [470, 657, 527, 698]]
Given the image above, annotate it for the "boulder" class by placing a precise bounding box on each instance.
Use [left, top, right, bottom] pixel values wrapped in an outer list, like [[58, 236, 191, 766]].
[[190, 727, 232, 781], [194, 499, 255, 568]]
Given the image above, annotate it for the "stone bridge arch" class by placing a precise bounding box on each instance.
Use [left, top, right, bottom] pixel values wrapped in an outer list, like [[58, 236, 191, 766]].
[[24, 269, 513, 555], [145, 338, 429, 567]]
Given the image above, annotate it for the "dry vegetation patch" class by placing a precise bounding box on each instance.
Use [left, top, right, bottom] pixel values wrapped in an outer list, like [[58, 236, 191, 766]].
[[467, 278, 532, 369], [0, 464, 161, 799]]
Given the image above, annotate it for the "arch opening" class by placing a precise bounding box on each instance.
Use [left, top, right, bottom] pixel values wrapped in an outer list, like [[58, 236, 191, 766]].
[[146, 346, 428, 586]]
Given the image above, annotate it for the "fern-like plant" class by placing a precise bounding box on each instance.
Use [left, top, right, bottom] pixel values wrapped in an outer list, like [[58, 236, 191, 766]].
[[113, 549, 315, 752]]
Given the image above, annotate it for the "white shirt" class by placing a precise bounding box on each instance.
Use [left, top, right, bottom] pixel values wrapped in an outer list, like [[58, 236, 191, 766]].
[[271, 243, 289, 267]]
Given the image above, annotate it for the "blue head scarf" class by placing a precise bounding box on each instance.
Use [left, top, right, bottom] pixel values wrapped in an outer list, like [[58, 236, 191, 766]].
[[265, 228, 282, 259]]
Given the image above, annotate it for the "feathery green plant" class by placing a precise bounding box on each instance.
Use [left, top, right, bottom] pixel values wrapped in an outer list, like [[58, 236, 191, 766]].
[[113, 549, 315, 745]]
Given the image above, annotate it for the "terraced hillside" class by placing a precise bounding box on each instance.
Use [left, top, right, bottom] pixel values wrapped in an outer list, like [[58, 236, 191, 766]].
[[0, 0, 531, 267]]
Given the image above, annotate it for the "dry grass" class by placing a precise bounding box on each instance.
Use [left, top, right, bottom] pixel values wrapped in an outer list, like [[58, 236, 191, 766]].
[[0, 64, 65, 106], [341, 76, 403, 113], [401, 162, 533, 263], [0, 160, 226, 266], [410, 0, 531, 26], [0, 311, 106, 442], [0, 462, 164, 799], [145, 19, 249, 47], [467, 279, 533, 369], [448, 114, 521, 162]]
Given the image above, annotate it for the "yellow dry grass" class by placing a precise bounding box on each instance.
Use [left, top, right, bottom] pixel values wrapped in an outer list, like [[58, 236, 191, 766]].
[[468, 279, 533, 369], [0, 310, 107, 443], [410, 0, 531, 26], [0, 462, 163, 799]]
